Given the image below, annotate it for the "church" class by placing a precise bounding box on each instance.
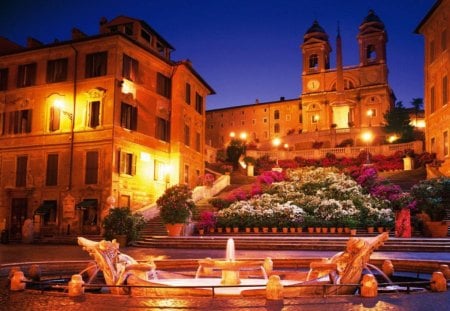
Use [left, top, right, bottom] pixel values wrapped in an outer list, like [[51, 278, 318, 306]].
[[206, 10, 395, 150]]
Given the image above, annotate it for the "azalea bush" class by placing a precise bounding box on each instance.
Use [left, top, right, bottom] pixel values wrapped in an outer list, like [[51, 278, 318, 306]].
[[410, 178, 450, 221], [216, 167, 394, 229]]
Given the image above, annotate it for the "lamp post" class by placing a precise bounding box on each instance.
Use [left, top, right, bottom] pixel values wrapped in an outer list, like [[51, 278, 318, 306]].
[[367, 109, 373, 127], [361, 131, 373, 165], [314, 115, 320, 131], [272, 137, 281, 167]]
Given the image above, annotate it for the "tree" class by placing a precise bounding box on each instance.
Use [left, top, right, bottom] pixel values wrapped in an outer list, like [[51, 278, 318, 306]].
[[410, 97, 423, 126], [383, 101, 414, 143], [226, 138, 246, 169]]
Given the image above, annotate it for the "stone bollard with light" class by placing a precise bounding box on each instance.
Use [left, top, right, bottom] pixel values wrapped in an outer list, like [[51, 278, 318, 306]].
[[68, 274, 85, 297], [10, 271, 26, 291], [439, 264, 450, 280], [266, 275, 284, 310], [430, 271, 447, 292], [382, 260, 394, 277], [360, 274, 378, 297], [28, 264, 41, 281]]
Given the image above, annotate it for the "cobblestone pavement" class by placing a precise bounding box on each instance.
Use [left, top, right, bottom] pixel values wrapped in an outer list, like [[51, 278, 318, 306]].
[[1, 243, 449, 310]]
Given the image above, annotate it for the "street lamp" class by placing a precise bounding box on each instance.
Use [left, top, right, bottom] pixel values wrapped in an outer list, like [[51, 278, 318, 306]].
[[361, 131, 373, 164], [367, 109, 373, 127], [272, 137, 281, 167], [313, 115, 320, 131]]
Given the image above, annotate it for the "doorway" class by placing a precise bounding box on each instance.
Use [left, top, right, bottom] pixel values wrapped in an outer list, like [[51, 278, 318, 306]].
[[10, 198, 28, 240]]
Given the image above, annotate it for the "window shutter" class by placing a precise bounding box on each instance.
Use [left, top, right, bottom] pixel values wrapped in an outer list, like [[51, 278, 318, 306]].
[[132, 154, 137, 175]]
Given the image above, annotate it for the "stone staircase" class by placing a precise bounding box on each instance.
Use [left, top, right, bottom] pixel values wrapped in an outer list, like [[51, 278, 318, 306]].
[[139, 216, 167, 237], [134, 234, 450, 252]]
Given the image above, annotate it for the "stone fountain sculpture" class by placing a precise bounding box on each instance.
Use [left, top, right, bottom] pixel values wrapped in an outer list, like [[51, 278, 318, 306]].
[[77, 237, 157, 294], [78, 233, 388, 297]]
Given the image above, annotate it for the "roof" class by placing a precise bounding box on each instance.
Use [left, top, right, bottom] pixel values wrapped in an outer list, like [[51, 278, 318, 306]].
[[414, 0, 443, 34], [206, 97, 300, 113]]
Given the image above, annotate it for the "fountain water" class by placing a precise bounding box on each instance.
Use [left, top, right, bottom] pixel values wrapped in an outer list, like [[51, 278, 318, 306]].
[[226, 238, 235, 261]]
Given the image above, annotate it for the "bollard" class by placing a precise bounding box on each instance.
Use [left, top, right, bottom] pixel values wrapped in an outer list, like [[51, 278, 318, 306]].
[[68, 274, 85, 297], [266, 275, 284, 310], [439, 264, 450, 280], [382, 260, 394, 277], [10, 271, 26, 291], [430, 271, 447, 292], [360, 274, 378, 297], [28, 264, 41, 281]]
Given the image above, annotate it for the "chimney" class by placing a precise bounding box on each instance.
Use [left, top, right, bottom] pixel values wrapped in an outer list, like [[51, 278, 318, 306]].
[[280, 96, 285, 101], [26, 37, 43, 48], [72, 28, 87, 40]]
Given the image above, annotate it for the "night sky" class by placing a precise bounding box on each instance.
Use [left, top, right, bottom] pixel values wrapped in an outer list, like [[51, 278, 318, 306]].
[[1, 0, 435, 109]]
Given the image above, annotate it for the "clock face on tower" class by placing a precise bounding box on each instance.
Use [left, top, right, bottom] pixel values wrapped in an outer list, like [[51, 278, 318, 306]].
[[307, 79, 320, 91]]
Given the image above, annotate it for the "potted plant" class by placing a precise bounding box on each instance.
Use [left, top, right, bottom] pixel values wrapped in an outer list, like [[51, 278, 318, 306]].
[[197, 210, 217, 234], [102, 207, 145, 246], [410, 178, 449, 237], [157, 184, 196, 236]]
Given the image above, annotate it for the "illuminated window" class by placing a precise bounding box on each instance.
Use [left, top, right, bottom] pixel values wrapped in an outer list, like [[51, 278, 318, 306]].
[[119, 150, 136, 176], [46, 58, 68, 83], [11, 109, 32, 134], [49, 106, 60, 132], [17, 63, 36, 87], [88, 101, 100, 128], [184, 165, 189, 184], [85, 52, 107, 78]]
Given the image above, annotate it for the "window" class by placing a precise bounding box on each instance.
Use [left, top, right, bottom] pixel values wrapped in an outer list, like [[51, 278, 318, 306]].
[[366, 45, 376, 61], [430, 86, 436, 113], [184, 164, 189, 184], [430, 40, 435, 63], [85, 151, 98, 184], [49, 106, 60, 132], [88, 101, 100, 128], [124, 23, 133, 35], [119, 150, 136, 175], [120, 102, 137, 130], [263, 118, 268, 123], [184, 124, 190, 146], [309, 54, 318, 70], [444, 131, 449, 157], [156, 117, 170, 142], [46, 58, 68, 83], [443, 76, 448, 106], [252, 119, 256, 125], [39, 200, 57, 224], [274, 123, 280, 133], [154, 160, 168, 182], [0, 68, 8, 91], [16, 155, 27, 187], [274, 110, 280, 120], [46, 154, 58, 186], [195, 92, 203, 114], [11, 109, 32, 134], [442, 30, 447, 51], [0, 112, 5, 135], [85, 52, 107, 78], [431, 137, 436, 153], [195, 132, 201, 152], [156, 72, 171, 98], [185, 83, 191, 104], [141, 29, 151, 43], [122, 54, 138, 81], [17, 63, 36, 87]]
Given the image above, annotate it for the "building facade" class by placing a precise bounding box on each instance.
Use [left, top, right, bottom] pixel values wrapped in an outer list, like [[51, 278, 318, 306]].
[[416, 0, 450, 175], [0, 16, 213, 238], [206, 10, 395, 151]]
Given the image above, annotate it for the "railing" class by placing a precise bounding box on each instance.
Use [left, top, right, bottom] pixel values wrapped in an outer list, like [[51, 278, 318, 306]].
[[247, 141, 423, 161]]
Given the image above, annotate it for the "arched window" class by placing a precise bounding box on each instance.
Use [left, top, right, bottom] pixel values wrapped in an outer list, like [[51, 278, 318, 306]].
[[274, 110, 280, 120], [366, 45, 376, 61], [309, 54, 319, 70]]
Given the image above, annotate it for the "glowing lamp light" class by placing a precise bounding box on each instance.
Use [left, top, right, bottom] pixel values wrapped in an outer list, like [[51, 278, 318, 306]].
[[239, 132, 247, 140], [53, 99, 65, 109], [388, 135, 398, 143], [361, 131, 373, 143], [229, 132, 236, 138], [272, 137, 281, 148]]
